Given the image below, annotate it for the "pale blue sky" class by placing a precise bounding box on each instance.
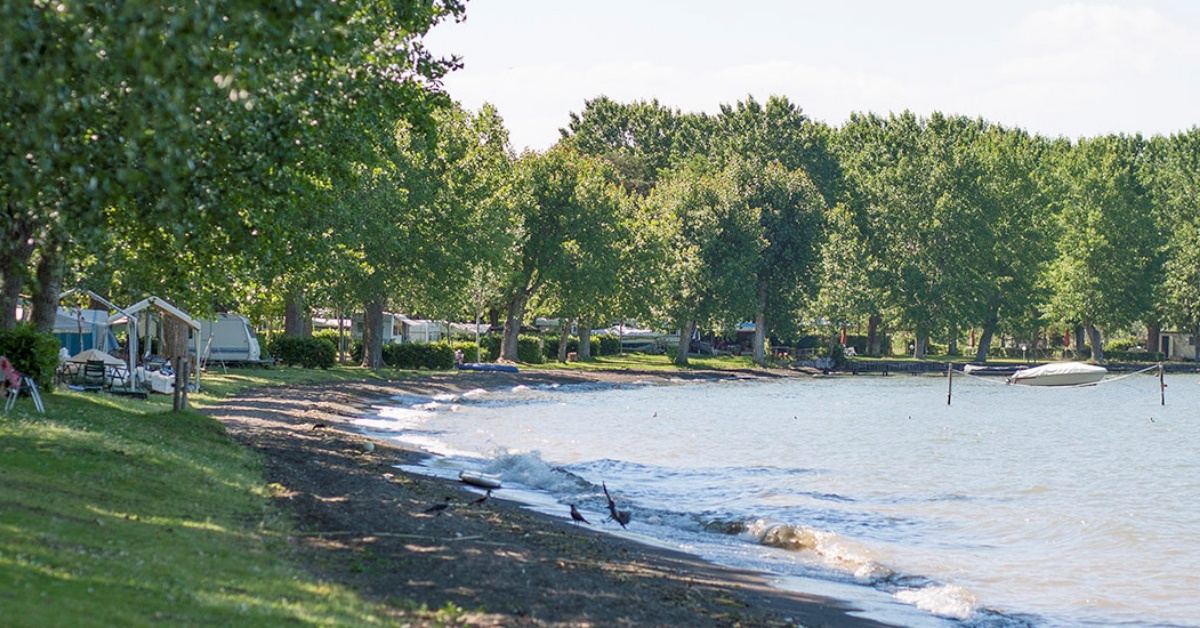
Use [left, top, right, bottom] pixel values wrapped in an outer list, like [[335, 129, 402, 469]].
[[423, 1, 1200, 151]]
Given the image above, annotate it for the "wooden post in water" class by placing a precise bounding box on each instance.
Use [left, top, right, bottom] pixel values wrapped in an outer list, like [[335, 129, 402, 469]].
[[1159, 362, 1165, 406], [946, 362, 953, 406]]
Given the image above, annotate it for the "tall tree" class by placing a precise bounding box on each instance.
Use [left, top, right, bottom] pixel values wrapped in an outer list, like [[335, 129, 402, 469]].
[[1042, 134, 1161, 361]]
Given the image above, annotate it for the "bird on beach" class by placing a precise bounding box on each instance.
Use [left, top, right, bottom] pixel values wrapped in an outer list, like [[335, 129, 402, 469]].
[[423, 497, 452, 516], [470, 489, 492, 506], [570, 504, 590, 525], [603, 482, 631, 529]]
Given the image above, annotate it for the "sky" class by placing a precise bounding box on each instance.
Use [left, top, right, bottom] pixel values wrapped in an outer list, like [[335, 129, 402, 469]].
[[421, 0, 1200, 152]]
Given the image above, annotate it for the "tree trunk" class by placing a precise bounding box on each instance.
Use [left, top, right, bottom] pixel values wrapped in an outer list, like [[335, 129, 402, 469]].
[[675, 320, 696, 366], [1086, 323, 1104, 362], [975, 313, 999, 363], [361, 299, 384, 369], [1145, 320, 1161, 358], [557, 318, 571, 363], [913, 325, 928, 359], [1074, 325, 1086, 360], [867, 314, 882, 356], [30, 243, 64, 333], [946, 330, 958, 357], [284, 287, 311, 337], [578, 319, 592, 359], [0, 208, 37, 329], [500, 289, 530, 362], [161, 315, 191, 358], [753, 283, 767, 367]]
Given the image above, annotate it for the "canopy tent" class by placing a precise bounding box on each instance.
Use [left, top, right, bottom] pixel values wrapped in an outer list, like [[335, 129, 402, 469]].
[[108, 296, 202, 391], [59, 289, 140, 392], [52, 307, 117, 355]]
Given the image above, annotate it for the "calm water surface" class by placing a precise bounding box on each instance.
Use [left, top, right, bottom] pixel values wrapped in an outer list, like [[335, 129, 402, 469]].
[[356, 371, 1200, 627]]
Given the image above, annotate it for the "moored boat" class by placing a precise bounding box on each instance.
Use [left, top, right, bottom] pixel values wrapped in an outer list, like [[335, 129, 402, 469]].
[[1007, 361, 1107, 387], [963, 364, 1028, 377]]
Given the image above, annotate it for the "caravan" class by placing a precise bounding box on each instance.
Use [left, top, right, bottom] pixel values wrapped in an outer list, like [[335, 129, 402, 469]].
[[200, 314, 262, 364]]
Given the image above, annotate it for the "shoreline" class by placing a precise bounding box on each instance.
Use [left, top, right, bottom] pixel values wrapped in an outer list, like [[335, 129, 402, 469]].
[[206, 368, 897, 626]]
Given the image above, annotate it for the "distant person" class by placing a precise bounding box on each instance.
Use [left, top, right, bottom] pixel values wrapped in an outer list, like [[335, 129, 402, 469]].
[[454, 349, 464, 365]]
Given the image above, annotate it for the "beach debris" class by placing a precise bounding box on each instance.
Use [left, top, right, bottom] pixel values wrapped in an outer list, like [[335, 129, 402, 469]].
[[423, 497, 452, 516], [311, 422, 329, 430], [569, 504, 589, 525], [603, 482, 631, 529], [360, 441, 375, 453], [470, 489, 492, 506]]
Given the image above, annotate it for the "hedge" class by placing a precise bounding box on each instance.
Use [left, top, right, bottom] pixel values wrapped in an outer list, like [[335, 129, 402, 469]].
[[269, 336, 337, 369], [0, 324, 61, 392], [382, 342, 455, 370]]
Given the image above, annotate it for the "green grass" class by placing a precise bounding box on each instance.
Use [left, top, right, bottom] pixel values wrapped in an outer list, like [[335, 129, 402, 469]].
[[0, 356, 767, 625], [0, 364, 474, 626]]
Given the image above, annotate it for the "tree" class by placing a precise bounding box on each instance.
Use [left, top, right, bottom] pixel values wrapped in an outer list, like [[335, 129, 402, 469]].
[[1042, 134, 1161, 361], [1145, 129, 1200, 358], [724, 159, 826, 365], [642, 160, 761, 366]]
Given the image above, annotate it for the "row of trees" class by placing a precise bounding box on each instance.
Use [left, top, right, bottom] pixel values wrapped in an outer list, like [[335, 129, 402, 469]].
[[5, 5, 1200, 367]]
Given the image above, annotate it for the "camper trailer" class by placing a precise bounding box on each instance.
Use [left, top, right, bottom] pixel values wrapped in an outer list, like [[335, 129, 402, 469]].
[[200, 313, 262, 364]]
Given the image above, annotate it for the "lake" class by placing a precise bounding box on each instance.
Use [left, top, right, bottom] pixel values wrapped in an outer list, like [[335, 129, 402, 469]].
[[355, 370, 1200, 627]]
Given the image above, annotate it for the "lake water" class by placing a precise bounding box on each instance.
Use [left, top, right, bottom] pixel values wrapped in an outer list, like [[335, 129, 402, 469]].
[[354, 371, 1200, 627]]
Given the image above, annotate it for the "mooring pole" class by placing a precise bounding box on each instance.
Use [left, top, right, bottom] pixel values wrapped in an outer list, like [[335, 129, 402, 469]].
[[946, 362, 953, 406], [1159, 362, 1165, 406]]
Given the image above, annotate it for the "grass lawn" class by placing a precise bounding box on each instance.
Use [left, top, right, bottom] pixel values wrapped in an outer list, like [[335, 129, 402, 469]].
[[2, 355, 767, 625], [0, 365, 460, 627]]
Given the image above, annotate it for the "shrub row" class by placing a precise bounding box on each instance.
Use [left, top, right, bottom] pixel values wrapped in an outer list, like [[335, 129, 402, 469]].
[[0, 324, 60, 392], [382, 342, 455, 370], [269, 336, 337, 369]]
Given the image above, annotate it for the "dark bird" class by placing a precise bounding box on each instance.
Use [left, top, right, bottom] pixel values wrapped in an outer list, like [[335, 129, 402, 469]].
[[570, 504, 589, 525], [603, 482, 631, 529], [423, 497, 452, 515], [311, 422, 329, 430], [470, 489, 492, 506]]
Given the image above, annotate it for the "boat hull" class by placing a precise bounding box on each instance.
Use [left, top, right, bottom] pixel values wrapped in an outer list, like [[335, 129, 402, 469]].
[[1008, 362, 1107, 387]]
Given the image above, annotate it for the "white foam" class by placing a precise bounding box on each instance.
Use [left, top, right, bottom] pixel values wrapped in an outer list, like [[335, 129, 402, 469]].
[[894, 585, 979, 620]]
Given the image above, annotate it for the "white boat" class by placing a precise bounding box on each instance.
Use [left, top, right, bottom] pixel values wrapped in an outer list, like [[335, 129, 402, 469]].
[[1007, 361, 1107, 387], [459, 470, 502, 489]]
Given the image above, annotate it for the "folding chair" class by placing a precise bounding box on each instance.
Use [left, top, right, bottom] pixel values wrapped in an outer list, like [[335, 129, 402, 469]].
[[2, 356, 44, 414]]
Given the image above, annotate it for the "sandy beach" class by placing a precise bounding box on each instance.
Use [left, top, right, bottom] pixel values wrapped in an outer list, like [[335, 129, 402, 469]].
[[205, 369, 895, 627]]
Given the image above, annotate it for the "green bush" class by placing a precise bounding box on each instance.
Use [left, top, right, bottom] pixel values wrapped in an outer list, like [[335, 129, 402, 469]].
[[268, 336, 336, 369], [1105, 350, 1163, 363], [543, 335, 602, 360], [446, 340, 481, 364], [313, 329, 352, 356], [1105, 338, 1137, 353], [480, 335, 501, 362], [596, 334, 621, 356], [474, 334, 542, 363], [0, 324, 61, 392], [517, 334, 544, 364], [381, 342, 455, 370]]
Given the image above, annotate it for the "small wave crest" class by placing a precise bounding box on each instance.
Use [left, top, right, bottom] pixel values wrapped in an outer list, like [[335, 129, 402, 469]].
[[484, 450, 595, 495], [894, 584, 980, 620], [747, 520, 894, 581]]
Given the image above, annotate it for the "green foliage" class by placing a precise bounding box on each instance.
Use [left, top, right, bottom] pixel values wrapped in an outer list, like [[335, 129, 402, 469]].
[[479, 335, 503, 362], [269, 336, 336, 370], [516, 335, 545, 364], [596, 334, 623, 356], [0, 324, 61, 392], [381, 343, 455, 370], [312, 329, 352, 354], [543, 336, 602, 359]]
